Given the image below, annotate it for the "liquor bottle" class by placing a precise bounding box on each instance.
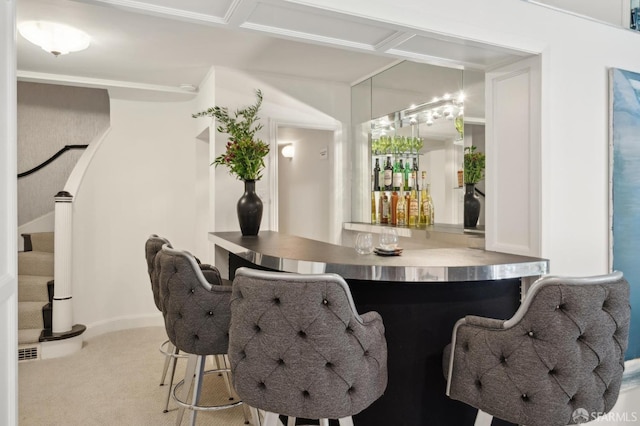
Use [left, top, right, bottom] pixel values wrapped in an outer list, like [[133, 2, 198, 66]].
[[404, 160, 411, 190], [419, 171, 428, 226], [457, 165, 464, 188], [393, 159, 403, 190], [373, 158, 381, 191], [380, 192, 389, 224], [390, 190, 399, 225], [412, 158, 419, 190], [396, 194, 406, 226], [423, 184, 434, 226], [384, 156, 393, 190], [371, 191, 377, 223], [409, 190, 419, 227]]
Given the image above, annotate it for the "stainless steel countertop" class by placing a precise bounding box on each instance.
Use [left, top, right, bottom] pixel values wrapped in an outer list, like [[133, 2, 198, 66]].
[[209, 231, 549, 283]]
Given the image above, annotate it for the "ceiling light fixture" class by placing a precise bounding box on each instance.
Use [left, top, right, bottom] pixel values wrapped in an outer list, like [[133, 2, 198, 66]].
[[18, 21, 91, 57]]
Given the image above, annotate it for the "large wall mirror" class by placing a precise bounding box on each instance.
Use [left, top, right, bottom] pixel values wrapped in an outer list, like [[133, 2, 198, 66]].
[[350, 61, 485, 232]]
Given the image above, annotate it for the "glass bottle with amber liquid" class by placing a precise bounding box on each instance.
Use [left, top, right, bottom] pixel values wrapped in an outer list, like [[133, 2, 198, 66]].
[[390, 190, 399, 225], [419, 171, 429, 226], [409, 190, 419, 227], [379, 192, 389, 224], [371, 191, 377, 223], [396, 193, 406, 226], [424, 184, 434, 225]]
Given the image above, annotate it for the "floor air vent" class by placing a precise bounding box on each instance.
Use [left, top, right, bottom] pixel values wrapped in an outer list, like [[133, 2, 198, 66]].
[[18, 345, 39, 361]]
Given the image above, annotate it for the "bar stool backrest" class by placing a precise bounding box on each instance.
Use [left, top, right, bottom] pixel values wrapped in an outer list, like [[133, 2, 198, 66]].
[[144, 234, 172, 311], [445, 271, 631, 426], [156, 245, 232, 356], [229, 267, 388, 420]]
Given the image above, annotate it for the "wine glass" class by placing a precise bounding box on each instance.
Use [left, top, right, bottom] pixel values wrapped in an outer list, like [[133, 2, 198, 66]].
[[379, 228, 399, 250], [355, 233, 374, 254]]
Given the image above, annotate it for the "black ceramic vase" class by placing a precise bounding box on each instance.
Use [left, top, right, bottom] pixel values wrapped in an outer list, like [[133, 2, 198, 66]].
[[464, 183, 480, 228], [237, 180, 263, 236]]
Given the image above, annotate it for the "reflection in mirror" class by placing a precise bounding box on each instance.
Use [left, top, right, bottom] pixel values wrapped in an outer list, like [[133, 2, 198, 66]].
[[350, 61, 485, 232]]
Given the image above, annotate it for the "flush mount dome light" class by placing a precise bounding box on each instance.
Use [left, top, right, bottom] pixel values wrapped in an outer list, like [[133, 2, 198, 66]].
[[18, 21, 91, 56]]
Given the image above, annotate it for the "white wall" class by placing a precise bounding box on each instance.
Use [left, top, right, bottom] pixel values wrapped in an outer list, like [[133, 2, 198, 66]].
[[70, 95, 210, 336], [211, 67, 347, 243], [294, 0, 640, 277], [530, 0, 627, 27], [0, 0, 18, 424], [277, 127, 333, 242]]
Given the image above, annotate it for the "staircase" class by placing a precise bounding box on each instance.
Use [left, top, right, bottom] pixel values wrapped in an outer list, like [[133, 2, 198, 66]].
[[18, 232, 54, 360]]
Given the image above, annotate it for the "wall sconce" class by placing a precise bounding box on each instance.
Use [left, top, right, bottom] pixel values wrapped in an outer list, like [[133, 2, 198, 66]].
[[281, 145, 295, 158], [18, 21, 91, 56]]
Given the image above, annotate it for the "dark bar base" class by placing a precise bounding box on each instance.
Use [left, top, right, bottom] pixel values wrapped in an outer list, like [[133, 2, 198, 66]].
[[229, 253, 518, 426]]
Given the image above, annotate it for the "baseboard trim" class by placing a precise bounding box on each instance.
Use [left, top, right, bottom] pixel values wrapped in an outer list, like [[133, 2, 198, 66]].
[[40, 334, 83, 360], [82, 313, 163, 340]]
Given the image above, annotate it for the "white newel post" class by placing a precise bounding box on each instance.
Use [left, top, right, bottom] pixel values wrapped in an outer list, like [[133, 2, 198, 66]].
[[53, 190, 73, 333]]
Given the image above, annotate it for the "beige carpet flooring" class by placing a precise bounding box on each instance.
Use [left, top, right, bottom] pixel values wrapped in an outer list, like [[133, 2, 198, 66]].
[[19, 326, 640, 426], [19, 326, 247, 426]]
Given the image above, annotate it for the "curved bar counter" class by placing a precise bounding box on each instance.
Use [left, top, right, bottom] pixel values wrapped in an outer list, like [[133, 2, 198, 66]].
[[210, 231, 549, 426]]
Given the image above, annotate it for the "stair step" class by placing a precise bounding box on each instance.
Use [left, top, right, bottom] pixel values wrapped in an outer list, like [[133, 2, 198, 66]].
[[18, 329, 43, 346], [29, 232, 54, 253], [18, 251, 54, 276], [18, 275, 52, 302], [18, 301, 45, 330]]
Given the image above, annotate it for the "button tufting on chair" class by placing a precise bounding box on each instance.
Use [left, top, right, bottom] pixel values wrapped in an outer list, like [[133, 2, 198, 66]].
[[229, 267, 388, 426], [443, 271, 631, 426]]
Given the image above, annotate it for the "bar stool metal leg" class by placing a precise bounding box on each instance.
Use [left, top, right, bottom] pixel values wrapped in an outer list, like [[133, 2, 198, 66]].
[[218, 354, 235, 400], [338, 417, 354, 426], [474, 410, 493, 426], [263, 411, 280, 426], [188, 355, 206, 426], [160, 341, 174, 385], [319, 419, 329, 426], [286, 416, 296, 426], [164, 345, 180, 413], [175, 354, 198, 426], [249, 406, 263, 426]]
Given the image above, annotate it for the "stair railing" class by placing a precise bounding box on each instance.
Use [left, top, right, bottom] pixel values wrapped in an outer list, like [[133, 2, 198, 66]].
[[17, 145, 88, 179]]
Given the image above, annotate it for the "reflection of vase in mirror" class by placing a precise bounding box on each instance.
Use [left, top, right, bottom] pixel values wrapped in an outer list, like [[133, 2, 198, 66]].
[[464, 183, 480, 228]]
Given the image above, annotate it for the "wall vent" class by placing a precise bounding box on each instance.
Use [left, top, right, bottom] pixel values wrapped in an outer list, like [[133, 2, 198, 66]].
[[18, 345, 40, 361]]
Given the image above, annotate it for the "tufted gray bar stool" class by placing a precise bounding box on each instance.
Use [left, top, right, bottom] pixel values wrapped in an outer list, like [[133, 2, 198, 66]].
[[145, 235, 233, 413], [229, 267, 388, 426], [156, 244, 243, 426], [145, 235, 189, 413], [443, 271, 631, 426]]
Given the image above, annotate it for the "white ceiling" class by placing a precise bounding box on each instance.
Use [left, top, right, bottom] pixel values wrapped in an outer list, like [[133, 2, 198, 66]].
[[16, 0, 531, 99]]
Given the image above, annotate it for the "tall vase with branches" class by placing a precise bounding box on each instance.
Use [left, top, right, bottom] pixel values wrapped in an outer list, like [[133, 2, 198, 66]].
[[463, 146, 485, 228], [193, 89, 269, 235]]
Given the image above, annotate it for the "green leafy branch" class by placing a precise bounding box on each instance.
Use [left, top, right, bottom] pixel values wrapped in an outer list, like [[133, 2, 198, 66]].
[[464, 145, 485, 184], [192, 89, 269, 181]]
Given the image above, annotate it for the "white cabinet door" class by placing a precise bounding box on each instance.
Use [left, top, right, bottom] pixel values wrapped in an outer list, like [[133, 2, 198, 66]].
[[485, 55, 541, 256]]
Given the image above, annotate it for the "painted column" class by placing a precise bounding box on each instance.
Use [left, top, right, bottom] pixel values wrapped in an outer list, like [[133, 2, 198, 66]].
[[53, 191, 73, 333]]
